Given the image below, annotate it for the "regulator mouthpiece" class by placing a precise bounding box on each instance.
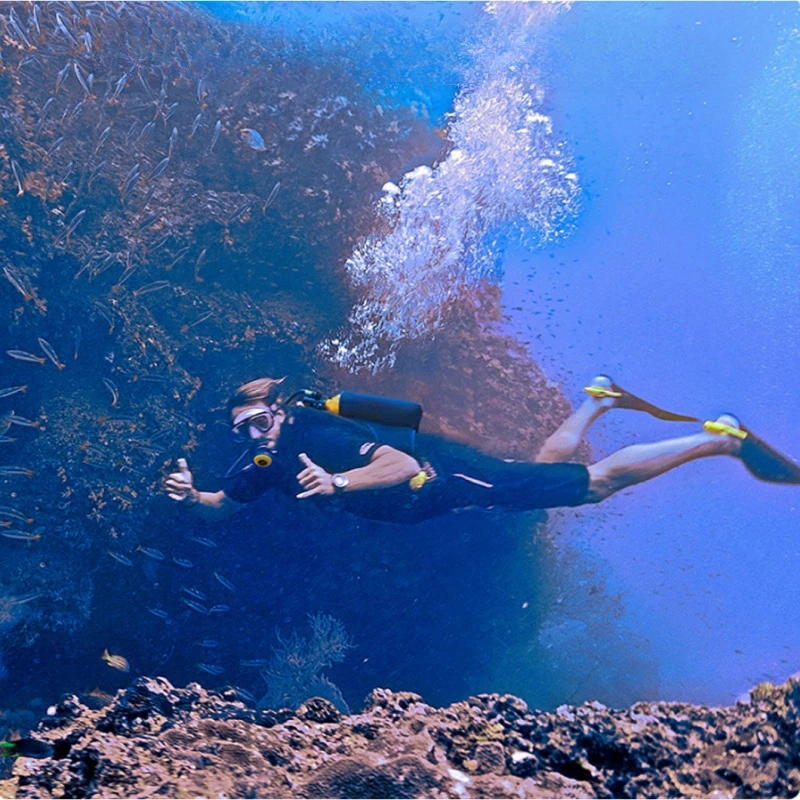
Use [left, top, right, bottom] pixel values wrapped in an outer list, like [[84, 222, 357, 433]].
[[252, 445, 273, 468]]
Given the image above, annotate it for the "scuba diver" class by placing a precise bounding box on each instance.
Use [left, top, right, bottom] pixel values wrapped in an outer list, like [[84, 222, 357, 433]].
[[163, 376, 800, 524]]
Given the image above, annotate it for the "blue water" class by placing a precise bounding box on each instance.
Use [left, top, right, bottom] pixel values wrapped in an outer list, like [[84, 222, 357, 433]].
[[498, 1, 800, 704], [1, 1, 798, 731]]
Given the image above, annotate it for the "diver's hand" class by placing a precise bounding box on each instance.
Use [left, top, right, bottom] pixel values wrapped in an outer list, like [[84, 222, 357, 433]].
[[164, 457, 199, 506], [296, 453, 334, 499]]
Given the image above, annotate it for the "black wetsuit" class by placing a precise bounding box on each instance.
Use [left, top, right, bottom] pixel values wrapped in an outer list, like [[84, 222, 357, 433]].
[[222, 406, 590, 524]]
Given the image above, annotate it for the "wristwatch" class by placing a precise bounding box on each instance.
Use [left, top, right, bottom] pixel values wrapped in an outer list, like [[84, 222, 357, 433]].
[[331, 474, 350, 493]]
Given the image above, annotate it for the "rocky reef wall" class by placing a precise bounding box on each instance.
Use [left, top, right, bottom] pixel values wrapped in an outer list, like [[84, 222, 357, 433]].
[[2, 677, 799, 798]]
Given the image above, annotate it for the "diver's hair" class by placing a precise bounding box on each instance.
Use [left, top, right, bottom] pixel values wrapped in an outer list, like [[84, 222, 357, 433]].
[[226, 377, 286, 417]]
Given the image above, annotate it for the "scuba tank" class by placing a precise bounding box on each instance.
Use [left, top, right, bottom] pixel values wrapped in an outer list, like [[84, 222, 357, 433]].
[[286, 389, 422, 459]]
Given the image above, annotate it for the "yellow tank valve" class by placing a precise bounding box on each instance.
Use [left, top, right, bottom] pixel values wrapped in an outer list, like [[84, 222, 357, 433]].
[[324, 394, 341, 415], [253, 453, 273, 468]]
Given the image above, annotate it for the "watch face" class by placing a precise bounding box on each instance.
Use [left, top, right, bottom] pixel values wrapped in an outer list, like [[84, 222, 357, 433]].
[[333, 474, 350, 489]]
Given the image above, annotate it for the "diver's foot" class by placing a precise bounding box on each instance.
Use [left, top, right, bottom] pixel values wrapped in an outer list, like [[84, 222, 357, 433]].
[[705, 415, 800, 483], [583, 374, 621, 412], [702, 413, 744, 457]]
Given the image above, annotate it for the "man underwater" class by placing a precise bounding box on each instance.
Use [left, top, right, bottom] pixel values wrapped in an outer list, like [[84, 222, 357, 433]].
[[163, 376, 800, 523]]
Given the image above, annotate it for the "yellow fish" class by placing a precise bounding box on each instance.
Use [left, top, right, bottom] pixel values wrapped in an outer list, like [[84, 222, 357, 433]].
[[101, 648, 130, 673]]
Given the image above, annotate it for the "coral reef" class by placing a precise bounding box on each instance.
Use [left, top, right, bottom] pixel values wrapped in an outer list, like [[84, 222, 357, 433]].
[[1, 677, 799, 798]]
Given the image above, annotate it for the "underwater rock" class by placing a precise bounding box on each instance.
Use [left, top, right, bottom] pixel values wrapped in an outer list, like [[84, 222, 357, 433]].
[[3, 676, 800, 798]]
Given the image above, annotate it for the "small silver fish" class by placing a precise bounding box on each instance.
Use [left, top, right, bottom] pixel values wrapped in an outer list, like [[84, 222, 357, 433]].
[[46, 136, 65, 158], [0, 467, 35, 478], [31, 5, 42, 37], [189, 536, 217, 548], [7, 350, 46, 365], [56, 209, 86, 244], [125, 120, 139, 145], [60, 161, 74, 185], [149, 232, 172, 253], [209, 604, 231, 614], [41, 97, 55, 120], [73, 61, 90, 97], [137, 121, 155, 144], [147, 156, 170, 182], [102, 377, 119, 406], [133, 280, 171, 298], [181, 597, 209, 614], [82, 31, 92, 54], [195, 639, 220, 649], [96, 125, 112, 152], [168, 126, 178, 156], [0, 386, 27, 399], [209, 120, 221, 153], [193, 248, 207, 282], [55, 13, 79, 46], [3, 267, 32, 301], [228, 686, 256, 703], [137, 545, 165, 561], [11, 592, 41, 606], [147, 607, 169, 619], [38, 338, 65, 370], [197, 663, 225, 676], [107, 550, 133, 566], [111, 71, 130, 102], [189, 113, 202, 140], [180, 311, 213, 334], [88, 161, 106, 189], [213, 571, 236, 592], [3, 412, 39, 428], [121, 162, 140, 193], [1, 529, 40, 540], [0, 507, 34, 525], [196, 78, 206, 105], [240, 659, 269, 668], [11, 160, 25, 197], [181, 586, 208, 602], [263, 181, 281, 211], [226, 202, 252, 225], [7, 11, 31, 48], [166, 247, 190, 271], [172, 557, 193, 568], [55, 62, 71, 94]]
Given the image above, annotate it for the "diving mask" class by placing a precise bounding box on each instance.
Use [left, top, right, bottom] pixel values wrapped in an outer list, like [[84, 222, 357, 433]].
[[229, 406, 275, 443]]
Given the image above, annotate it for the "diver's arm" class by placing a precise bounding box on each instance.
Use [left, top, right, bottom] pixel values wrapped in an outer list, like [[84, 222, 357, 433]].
[[164, 459, 242, 520], [343, 446, 421, 490], [186, 489, 243, 521], [296, 446, 420, 498]]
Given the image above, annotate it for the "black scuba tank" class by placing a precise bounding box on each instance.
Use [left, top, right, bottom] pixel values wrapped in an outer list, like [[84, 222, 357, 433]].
[[323, 391, 422, 458], [288, 389, 423, 458]]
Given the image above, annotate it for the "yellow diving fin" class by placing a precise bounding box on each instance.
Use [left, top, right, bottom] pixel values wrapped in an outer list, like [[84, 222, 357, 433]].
[[583, 377, 700, 423]]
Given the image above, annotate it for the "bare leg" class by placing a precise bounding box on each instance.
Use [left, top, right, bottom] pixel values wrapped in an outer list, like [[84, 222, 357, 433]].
[[583, 425, 741, 504], [536, 396, 611, 463]]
